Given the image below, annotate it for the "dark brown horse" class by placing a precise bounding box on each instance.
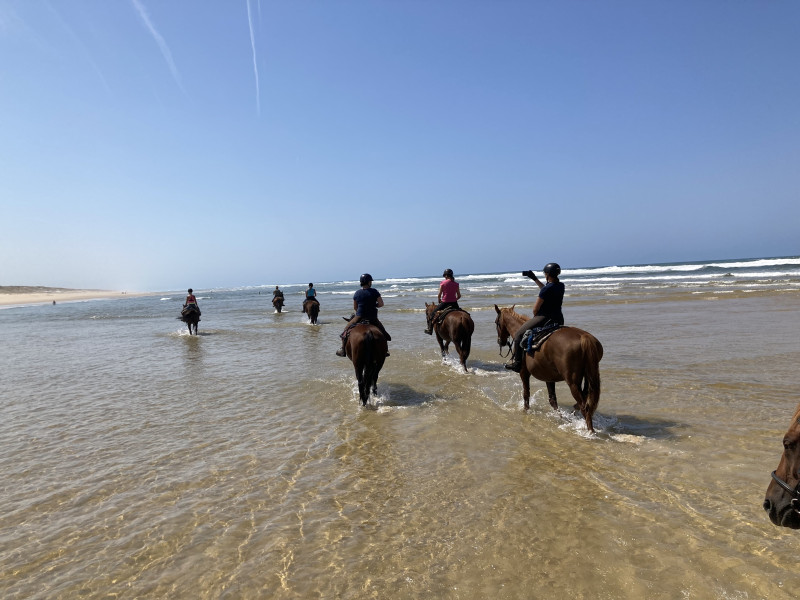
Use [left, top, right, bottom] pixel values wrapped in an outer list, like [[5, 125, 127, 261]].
[[303, 298, 320, 324], [763, 402, 800, 528], [345, 323, 388, 406], [180, 306, 200, 335], [272, 296, 284, 313], [494, 305, 603, 432], [425, 303, 474, 372]]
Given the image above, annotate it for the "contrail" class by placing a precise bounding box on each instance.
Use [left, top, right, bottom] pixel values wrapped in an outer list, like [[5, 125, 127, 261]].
[[131, 0, 185, 93], [246, 0, 261, 115]]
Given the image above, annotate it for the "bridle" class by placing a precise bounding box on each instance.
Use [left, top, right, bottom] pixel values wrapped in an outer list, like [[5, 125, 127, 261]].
[[771, 470, 800, 502], [495, 313, 512, 358]]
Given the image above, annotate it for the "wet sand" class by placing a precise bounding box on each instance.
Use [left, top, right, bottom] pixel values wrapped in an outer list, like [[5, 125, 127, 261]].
[[0, 287, 150, 307]]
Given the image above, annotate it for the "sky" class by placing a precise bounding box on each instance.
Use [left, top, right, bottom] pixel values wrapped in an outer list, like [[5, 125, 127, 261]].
[[1, 1, 798, 291]]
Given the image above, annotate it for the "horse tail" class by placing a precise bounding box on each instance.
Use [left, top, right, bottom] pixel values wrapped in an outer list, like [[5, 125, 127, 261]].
[[580, 334, 602, 416]]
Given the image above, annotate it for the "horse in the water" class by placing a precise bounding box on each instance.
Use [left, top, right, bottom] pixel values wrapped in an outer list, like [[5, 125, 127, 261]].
[[180, 306, 200, 335], [494, 305, 603, 432], [344, 323, 388, 406], [763, 402, 800, 528], [272, 296, 284, 313], [303, 298, 320, 324], [425, 303, 474, 372]]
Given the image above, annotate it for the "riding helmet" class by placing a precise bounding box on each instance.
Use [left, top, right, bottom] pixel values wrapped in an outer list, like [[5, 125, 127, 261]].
[[442, 268, 454, 278], [543, 263, 561, 277], [359, 273, 374, 286]]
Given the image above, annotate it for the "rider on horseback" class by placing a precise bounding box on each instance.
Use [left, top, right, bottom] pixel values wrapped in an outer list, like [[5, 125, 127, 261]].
[[425, 268, 461, 334], [183, 288, 200, 316], [303, 283, 317, 311], [505, 263, 564, 372], [336, 273, 392, 357]]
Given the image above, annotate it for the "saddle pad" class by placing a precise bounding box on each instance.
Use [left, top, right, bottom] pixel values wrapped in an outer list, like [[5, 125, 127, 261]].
[[524, 324, 561, 353]]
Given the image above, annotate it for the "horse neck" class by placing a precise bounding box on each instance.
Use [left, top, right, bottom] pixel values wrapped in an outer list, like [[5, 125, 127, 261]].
[[504, 310, 528, 335]]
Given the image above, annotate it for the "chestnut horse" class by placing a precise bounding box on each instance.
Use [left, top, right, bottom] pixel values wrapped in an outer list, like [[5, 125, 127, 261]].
[[425, 303, 474, 372], [763, 402, 800, 528], [345, 323, 388, 406], [180, 306, 200, 335], [303, 298, 320, 324], [494, 305, 603, 432], [272, 296, 284, 313]]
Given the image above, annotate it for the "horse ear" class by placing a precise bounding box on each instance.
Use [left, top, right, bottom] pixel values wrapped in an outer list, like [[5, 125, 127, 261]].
[[494, 304, 500, 314], [511, 304, 516, 311]]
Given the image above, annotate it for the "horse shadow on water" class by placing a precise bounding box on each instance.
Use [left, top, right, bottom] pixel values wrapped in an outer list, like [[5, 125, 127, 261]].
[[460, 357, 508, 373], [566, 410, 685, 441], [355, 383, 438, 410]]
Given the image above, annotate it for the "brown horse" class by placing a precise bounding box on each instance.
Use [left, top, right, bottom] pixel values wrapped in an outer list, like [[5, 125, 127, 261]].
[[494, 305, 603, 432], [180, 306, 200, 335], [763, 402, 800, 528], [345, 323, 388, 406], [303, 298, 320, 324], [425, 303, 474, 372], [272, 296, 284, 313]]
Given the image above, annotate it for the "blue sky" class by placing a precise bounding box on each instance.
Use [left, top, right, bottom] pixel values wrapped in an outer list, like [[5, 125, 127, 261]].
[[1, 1, 798, 291]]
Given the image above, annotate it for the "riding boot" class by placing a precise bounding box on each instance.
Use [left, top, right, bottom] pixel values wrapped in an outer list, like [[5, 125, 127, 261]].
[[504, 343, 523, 372]]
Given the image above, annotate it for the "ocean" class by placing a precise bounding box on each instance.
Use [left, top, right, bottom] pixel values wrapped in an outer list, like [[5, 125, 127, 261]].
[[2, 256, 800, 598]]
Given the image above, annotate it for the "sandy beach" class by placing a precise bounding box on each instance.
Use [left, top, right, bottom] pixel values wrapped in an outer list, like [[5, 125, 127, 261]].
[[0, 287, 150, 307]]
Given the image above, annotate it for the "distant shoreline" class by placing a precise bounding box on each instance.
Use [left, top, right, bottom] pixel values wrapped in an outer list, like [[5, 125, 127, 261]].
[[0, 287, 154, 307]]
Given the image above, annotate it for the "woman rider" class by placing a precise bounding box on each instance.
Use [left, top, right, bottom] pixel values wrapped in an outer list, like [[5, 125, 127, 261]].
[[303, 283, 318, 312], [183, 288, 200, 315], [424, 268, 461, 334], [336, 274, 392, 357], [505, 263, 564, 372]]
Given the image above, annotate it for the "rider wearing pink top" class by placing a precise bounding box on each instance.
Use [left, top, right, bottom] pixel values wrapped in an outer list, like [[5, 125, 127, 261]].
[[425, 268, 462, 334]]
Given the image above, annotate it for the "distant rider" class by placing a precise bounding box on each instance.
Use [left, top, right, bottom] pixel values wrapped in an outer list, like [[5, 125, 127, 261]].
[[505, 263, 564, 372], [336, 273, 392, 357], [425, 268, 461, 334], [183, 288, 200, 314], [303, 283, 318, 311]]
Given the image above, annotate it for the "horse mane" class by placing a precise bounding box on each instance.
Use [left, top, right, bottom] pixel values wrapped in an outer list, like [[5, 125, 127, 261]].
[[502, 305, 527, 326]]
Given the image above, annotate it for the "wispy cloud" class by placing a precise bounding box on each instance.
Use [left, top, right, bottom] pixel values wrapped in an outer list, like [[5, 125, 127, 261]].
[[131, 0, 185, 93], [44, 1, 112, 95], [246, 0, 261, 115]]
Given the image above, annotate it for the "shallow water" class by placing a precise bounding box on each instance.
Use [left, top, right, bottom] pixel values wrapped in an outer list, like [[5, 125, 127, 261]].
[[2, 265, 800, 599]]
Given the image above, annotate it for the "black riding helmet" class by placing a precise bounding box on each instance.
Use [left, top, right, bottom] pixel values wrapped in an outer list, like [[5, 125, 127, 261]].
[[442, 268, 454, 278], [543, 263, 561, 277], [359, 273, 373, 286]]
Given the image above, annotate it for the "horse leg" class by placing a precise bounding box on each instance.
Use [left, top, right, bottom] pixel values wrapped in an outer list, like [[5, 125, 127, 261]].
[[434, 332, 447, 357], [565, 378, 594, 433], [521, 372, 531, 410], [356, 368, 368, 406], [546, 381, 558, 410]]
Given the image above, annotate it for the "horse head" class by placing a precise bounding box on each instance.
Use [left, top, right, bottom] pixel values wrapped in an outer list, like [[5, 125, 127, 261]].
[[494, 304, 517, 354], [764, 403, 800, 528]]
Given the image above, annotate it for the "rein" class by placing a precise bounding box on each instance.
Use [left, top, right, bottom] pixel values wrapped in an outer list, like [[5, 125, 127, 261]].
[[494, 314, 513, 358]]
